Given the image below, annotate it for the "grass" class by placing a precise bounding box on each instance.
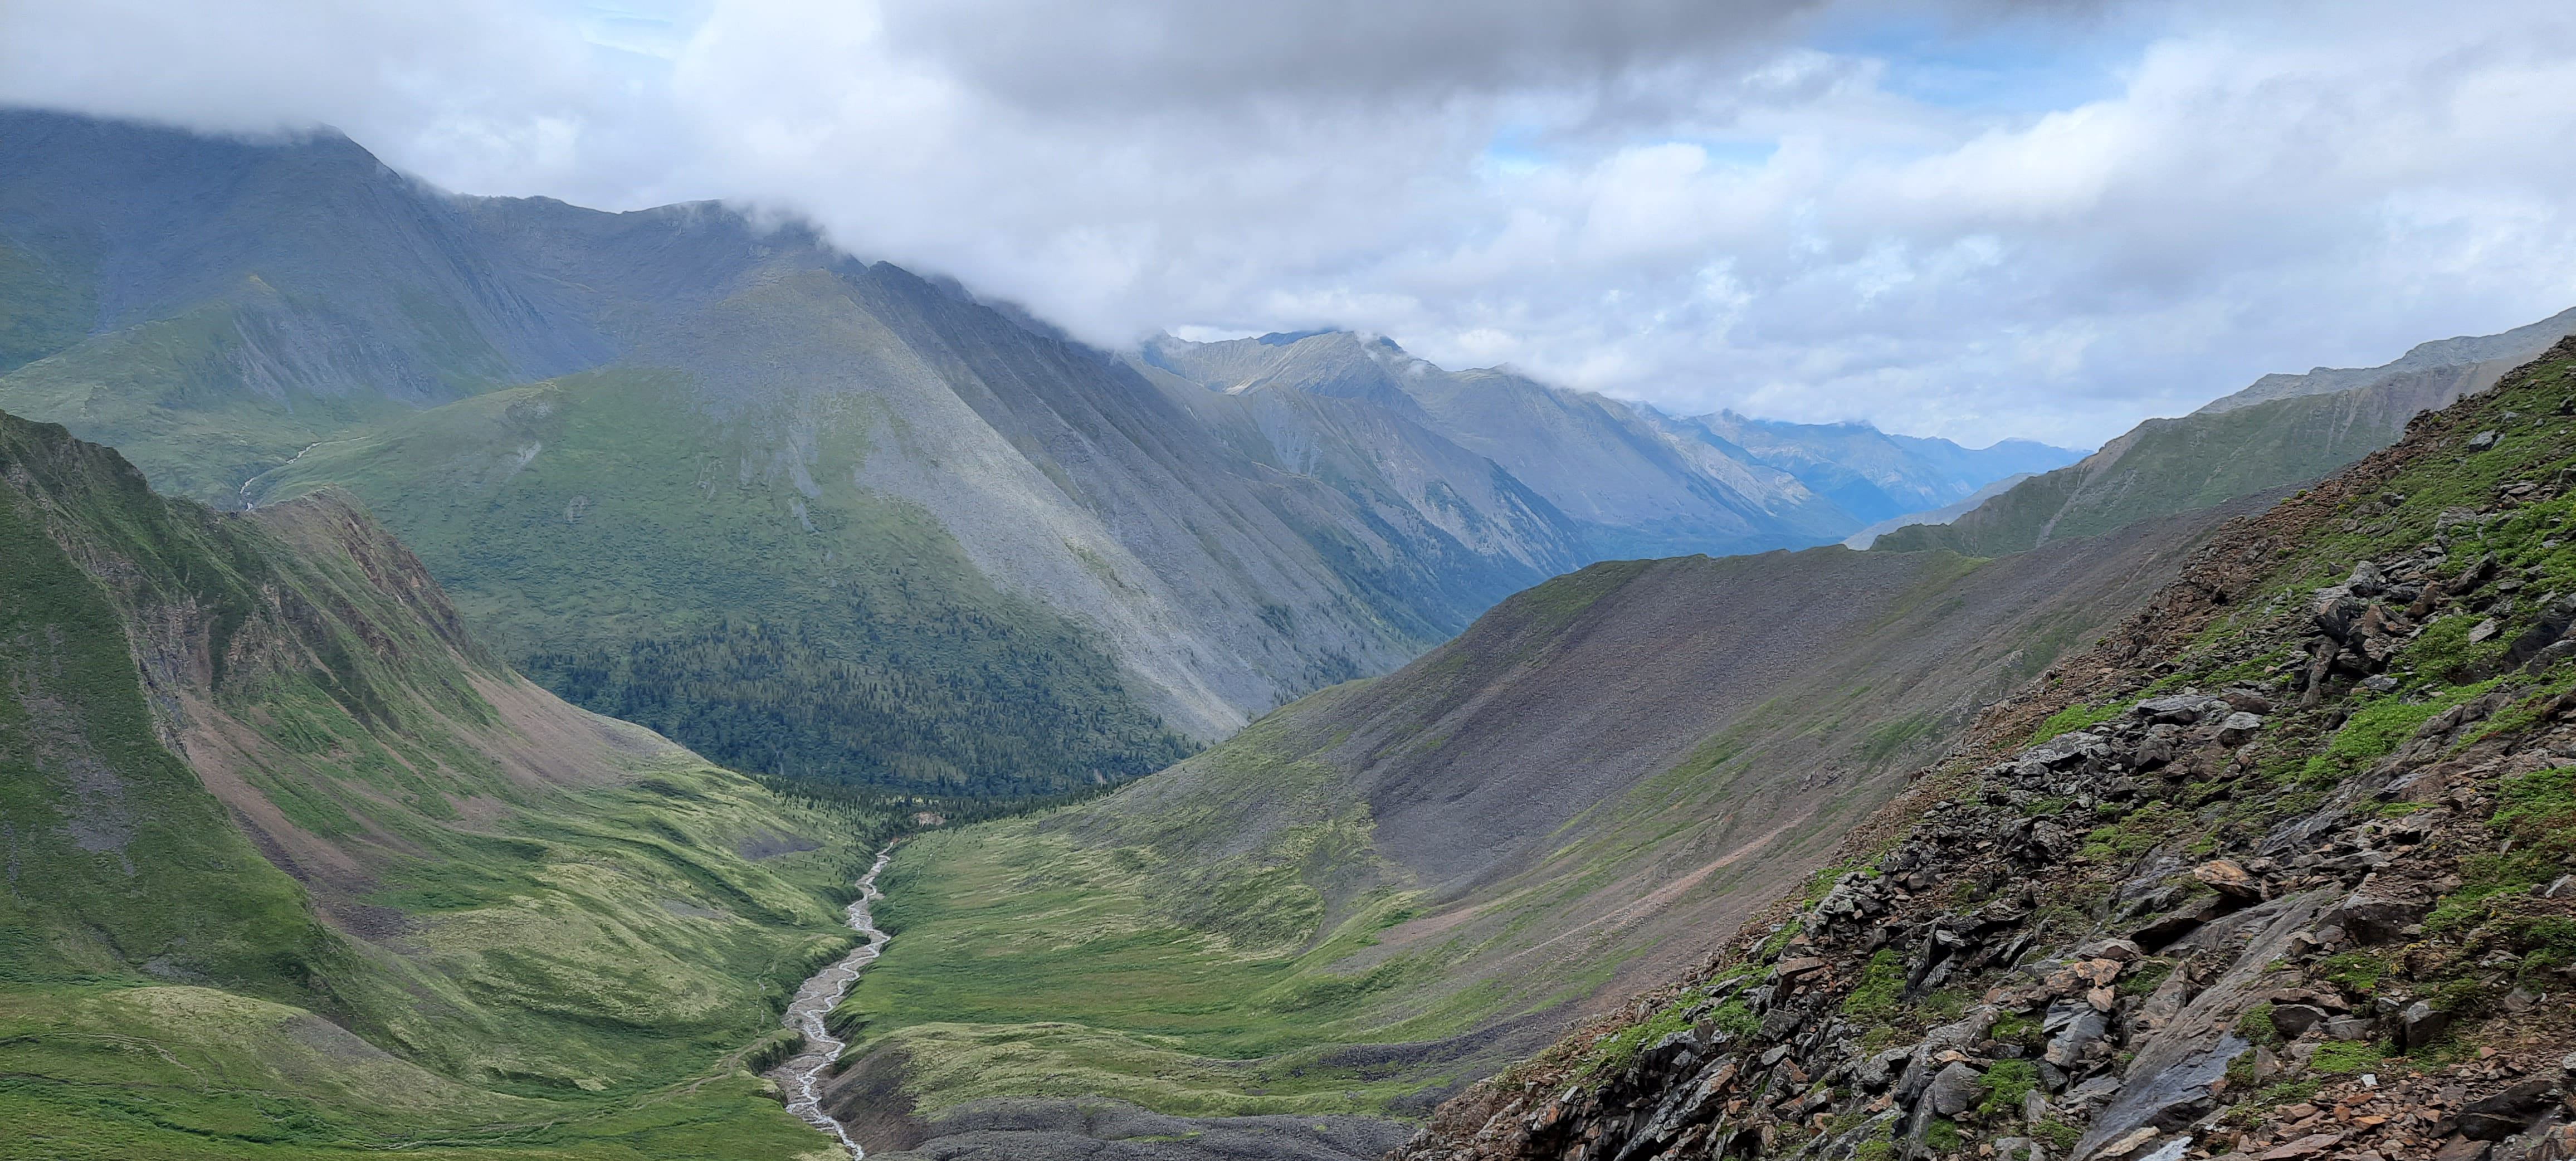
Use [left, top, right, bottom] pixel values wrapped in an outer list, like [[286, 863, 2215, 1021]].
[[2026, 701, 2119, 746], [1840, 951, 1907, 1019]]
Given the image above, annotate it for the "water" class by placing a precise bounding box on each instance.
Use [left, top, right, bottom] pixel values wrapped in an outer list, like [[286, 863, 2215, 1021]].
[[775, 846, 895, 1159]]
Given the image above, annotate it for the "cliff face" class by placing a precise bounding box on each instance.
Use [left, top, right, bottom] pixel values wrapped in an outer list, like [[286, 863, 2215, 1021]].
[[1393, 340, 2576, 1161]]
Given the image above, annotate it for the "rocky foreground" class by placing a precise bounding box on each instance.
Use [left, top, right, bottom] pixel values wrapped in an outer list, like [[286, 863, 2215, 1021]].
[[1392, 340, 2576, 1161]]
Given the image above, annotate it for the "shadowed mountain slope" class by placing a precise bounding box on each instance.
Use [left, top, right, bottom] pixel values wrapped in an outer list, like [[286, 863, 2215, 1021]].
[[1875, 306, 2576, 557], [0, 408, 877, 1158], [1, 109, 2009, 798], [822, 490, 2270, 1156]]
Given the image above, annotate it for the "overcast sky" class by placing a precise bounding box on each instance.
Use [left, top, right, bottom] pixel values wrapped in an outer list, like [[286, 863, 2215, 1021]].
[[9, 0, 2576, 447]]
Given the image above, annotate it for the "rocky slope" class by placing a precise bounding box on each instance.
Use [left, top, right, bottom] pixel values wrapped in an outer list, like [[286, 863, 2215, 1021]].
[[0, 408, 874, 1158], [1392, 338, 2576, 1161], [1876, 309, 2576, 558]]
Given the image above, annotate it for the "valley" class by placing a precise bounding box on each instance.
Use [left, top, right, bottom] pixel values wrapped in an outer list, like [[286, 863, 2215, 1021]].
[[6, 105, 2575, 1161]]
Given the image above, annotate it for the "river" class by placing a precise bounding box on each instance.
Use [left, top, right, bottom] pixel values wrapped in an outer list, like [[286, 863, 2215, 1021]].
[[775, 845, 896, 1159]]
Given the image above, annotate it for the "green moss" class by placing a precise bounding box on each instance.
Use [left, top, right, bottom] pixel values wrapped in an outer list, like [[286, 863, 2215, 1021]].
[[2310, 1040, 2385, 1074], [1924, 1116, 1964, 1151], [2318, 951, 2392, 995], [2027, 702, 2119, 747], [2115, 958, 2175, 997], [1975, 1058, 2037, 1118], [2235, 1002, 2283, 1047], [1841, 950, 1907, 1019], [2295, 686, 2489, 787]]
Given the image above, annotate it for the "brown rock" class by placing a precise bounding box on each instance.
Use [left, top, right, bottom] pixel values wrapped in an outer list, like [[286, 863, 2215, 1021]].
[[2197, 859, 2263, 901], [2261, 1133, 2344, 1159]]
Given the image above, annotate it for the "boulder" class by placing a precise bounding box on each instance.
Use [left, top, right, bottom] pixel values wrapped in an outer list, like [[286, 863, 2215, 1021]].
[[2216, 711, 2265, 746], [2460, 1078, 2563, 1140], [2194, 860, 2263, 901], [2223, 690, 2276, 715], [2045, 1004, 2108, 1067], [2323, 890, 2428, 945], [1928, 1061, 1983, 1116], [2268, 1003, 2330, 1039], [2135, 694, 2224, 725], [2403, 999, 2452, 1050], [2348, 560, 2389, 596], [2310, 588, 2368, 643]]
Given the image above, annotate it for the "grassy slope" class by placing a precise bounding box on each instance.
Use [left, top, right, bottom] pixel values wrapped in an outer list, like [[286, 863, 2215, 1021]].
[[0, 279, 501, 511], [836, 508, 2253, 1125], [255, 367, 1191, 797], [1876, 362, 2476, 555], [0, 409, 879, 1159]]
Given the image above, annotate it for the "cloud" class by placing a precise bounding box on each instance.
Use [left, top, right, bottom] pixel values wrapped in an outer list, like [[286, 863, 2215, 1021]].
[[6, 0, 2576, 447]]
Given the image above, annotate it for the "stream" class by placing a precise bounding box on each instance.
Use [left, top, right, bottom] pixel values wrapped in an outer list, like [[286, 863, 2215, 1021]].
[[776, 845, 896, 1159]]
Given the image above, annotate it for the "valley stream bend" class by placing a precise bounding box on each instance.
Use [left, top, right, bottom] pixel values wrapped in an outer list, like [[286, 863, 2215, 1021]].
[[777, 845, 896, 1159]]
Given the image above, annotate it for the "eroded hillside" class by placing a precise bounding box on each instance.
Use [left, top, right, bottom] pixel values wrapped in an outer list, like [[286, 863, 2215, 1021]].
[[1391, 339, 2576, 1161]]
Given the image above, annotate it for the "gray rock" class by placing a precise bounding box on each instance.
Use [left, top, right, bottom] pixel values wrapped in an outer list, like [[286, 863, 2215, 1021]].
[[1855, 1046, 1910, 1091], [2471, 429, 2501, 449], [2461, 1078, 2562, 1140], [2134, 694, 2223, 724], [2348, 560, 2389, 596], [2327, 890, 2430, 944], [1929, 1061, 1983, 1116], [2045, 1005, 2108, 1067], [2404, 999, 2452, 1050], [2269, 1003, 2330, 1038], [2216, 711, 2265, 746]]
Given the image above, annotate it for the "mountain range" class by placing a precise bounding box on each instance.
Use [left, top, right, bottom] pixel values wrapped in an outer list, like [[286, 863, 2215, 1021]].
[[0, 109, 2075, 798], [14, 106, 2576, 1161]]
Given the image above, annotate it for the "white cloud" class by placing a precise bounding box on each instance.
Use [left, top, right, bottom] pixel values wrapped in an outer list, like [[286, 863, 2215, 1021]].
[[7, 0, 2576, 447]]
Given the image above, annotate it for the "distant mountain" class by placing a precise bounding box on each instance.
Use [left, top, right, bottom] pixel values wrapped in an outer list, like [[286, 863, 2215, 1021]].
[[1875, 304, 2576, 554], [1840, 471, 2035, 549], [0, 109, 2044, 798], [1657, 409, 2086, 525], [1138, 330, 1860, 559], [0, 408, 870, 1158], [2195, 304, 2576, 414]]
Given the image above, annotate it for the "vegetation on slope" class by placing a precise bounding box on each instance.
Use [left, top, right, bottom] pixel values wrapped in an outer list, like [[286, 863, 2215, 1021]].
[[258, 368, 1194, 797], [1876, 357, 2491, 556], [0, 409, 886, 1158]]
